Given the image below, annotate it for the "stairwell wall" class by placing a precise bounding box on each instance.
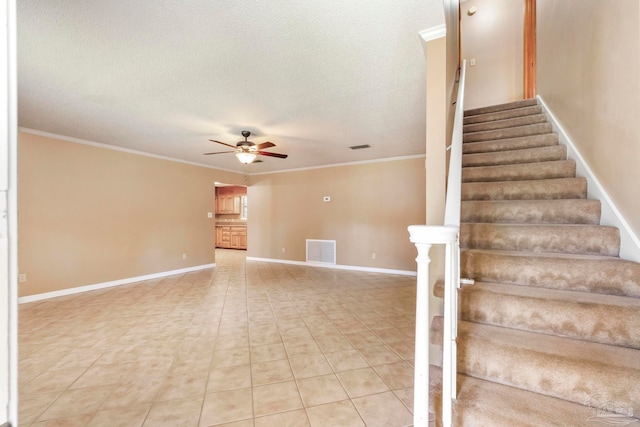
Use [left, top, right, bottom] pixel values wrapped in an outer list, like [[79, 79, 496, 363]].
[[537, 0, 640, 240]]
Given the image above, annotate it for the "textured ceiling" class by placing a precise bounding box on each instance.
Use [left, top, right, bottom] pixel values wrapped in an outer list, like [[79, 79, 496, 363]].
[[18, 1, 444, 173]]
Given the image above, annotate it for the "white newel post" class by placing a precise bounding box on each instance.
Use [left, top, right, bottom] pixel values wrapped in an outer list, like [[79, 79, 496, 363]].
[[411, 239, 432, 427]]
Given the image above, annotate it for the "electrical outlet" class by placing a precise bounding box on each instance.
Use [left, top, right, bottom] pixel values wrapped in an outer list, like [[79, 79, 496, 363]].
[[470, 58, 476, 66], [371, 253, 376, 260], [18, 273, 26, 283], [323, 196, 331, 202], [207, 212, 213, 218], [282, 247, 286, 253], [182, 253, 187, 260]]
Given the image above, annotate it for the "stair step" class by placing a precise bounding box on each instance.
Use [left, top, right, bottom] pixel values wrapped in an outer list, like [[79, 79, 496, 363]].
[[463, 113, 548, 134], [449, 372, 634, 426], [463, 105, 542, 126], [463, 133, 559, 154], [458, 282, 640, 348], [461, 199, 601, 224], [461, 249, 640, 298], [462, 145, 567, 167], [464, 98, 538, 117], [457, 322, 640, 414], [462, 160, 576, 183], [462, 177, 587, 201], [464, 123, 553, 143], [460, 223, 619, 256]]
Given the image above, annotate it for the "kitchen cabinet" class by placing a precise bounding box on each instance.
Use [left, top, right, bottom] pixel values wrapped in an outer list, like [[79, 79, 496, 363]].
[[215, 225, 246, 249], [215, 195, 241, 214]]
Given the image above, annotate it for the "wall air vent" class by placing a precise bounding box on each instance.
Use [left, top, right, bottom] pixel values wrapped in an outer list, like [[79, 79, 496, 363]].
[[349, 144, 371, 150], [306, 239, 336, 265]]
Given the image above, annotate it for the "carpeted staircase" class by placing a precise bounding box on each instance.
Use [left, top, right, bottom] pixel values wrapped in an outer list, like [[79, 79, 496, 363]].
[[431, 99, 640, 426]]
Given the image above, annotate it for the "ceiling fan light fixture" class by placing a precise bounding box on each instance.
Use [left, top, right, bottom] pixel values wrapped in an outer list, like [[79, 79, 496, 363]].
[[235, 151, 257, 164]]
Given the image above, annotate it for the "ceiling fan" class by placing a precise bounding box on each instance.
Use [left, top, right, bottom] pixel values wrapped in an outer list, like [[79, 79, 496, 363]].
[[204, 131, 288, 164]]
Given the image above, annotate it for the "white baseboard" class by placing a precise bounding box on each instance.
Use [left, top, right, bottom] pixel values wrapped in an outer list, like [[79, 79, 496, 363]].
[[18, 263, 216, 304], [246, 257, 417, 276], [538, 95, 640, 262]]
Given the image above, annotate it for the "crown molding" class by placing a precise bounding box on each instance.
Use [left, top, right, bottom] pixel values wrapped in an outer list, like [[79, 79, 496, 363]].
[[419, 24, 447, 42]]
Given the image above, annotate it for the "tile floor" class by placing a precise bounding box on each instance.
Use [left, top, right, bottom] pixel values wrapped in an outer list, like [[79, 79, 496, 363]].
[[19, 249, 418, 426]]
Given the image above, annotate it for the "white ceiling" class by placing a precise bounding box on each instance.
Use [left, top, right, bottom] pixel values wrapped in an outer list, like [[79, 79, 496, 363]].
[[18, 1, 444, 173]]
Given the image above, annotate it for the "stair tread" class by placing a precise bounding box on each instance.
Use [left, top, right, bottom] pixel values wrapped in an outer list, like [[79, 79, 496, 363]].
[[462, 159, 576, 182], [463, 133, 559, 154], [460, 199, 601, 225], [450, 373, 628, 427], [464, 99, 538, 117], [463, 105, 542, 125], [463, 114, 548, 133], [463, 123, 553, 143], [462, 177, 587, 200], [462, 145, 567, 167], [458, 321, 640, 413]]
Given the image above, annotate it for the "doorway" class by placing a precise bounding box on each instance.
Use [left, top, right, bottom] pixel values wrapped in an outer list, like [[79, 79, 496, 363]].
[[214, 184, 248, 251]]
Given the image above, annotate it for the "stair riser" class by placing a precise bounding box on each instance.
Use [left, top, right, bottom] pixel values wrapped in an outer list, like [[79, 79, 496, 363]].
[[463, 114, 547, 134], [459, 288, 640, 349], [463, 134, 559, 154], [458, 330, 640, 415], [463, 105, 542, 125], [461, 251, 640, 298], [463, 123, 552, 143], [462, 178, 587, 201], [462, 145, 567, 167], [461, 200, 601, 225], [465, 99, 538, 117], [462, 160, 576, 183], [460, 223, 620, 256]]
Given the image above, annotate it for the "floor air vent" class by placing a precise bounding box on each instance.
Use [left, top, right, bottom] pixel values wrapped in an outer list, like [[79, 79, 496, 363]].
[[306, 239, 336, 265]]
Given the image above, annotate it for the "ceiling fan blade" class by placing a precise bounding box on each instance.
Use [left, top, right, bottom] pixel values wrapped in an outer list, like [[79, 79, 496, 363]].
[[203, 151, 234, 155], [209, 139, 237, 148], [257, 151, 288, 159], [255, 141, 275, 150]]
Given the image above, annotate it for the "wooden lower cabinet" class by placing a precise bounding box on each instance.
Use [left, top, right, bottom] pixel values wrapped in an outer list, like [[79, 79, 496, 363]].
[[216, 225, 246, 249]]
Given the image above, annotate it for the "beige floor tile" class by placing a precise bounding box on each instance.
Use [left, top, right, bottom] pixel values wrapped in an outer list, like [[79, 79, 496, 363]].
[[155, 371, 208, 401], [253, 381, 303, 417], [289, 354, 333, 379], [255, 409, 310, 427], [373, 361, 414, 390], [324, 350, 368, 373], [212, 347, 251, 368], [357, 345, 402, 366], [200, 387, 253, 426], [251, 359, 294, 386], [38, 385, 116, 421], [306, 400, 365, 427], [30, 414, 95, 427], [394, 387, 414, 413], [143, 397, 203, 427], [21, 367, 87, 394], [250, 343, 287, 363], [100, 376, 164, 409], [352, 391, 413, 427], [87, 404, 151, 427], [336, 368, 389, 398], [18, 390, 62, 425], [207, 364, 252, 392], [19, 250, 419, 427], [297, 374, 349, 407]]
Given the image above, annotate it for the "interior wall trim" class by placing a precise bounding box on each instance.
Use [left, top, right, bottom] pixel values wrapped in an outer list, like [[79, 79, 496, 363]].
[[246, 256, 417, 276], [538, 95, 640, 262], [419, 23, 447, 42], [17, 263, 216, 304]]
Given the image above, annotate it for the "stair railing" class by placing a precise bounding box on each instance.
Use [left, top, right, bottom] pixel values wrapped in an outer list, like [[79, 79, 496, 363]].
[[409, 60, 466, 427]]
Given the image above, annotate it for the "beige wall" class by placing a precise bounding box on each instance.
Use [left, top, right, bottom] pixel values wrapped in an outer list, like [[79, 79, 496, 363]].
[[461, 0, 524, 109], [18, 132, 245, 297], [537, 0, 640, 238], [246, 158, 426, 272]]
